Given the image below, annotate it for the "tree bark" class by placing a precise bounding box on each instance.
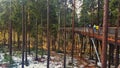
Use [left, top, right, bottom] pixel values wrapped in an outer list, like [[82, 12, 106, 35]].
[[47, 0, 50, 68], [27, 8, 30, 55], [64, 0, 67, 68], [71, 0, 75, 66], [17, 32, 20, 50], [3, 25, 6, 46], [9, 0, 12, 64], [101, 0, 109, 68], [22, 3, 25, 68], [35, 18, 38, 60], [25, 6, 28, 66], [28, 33, 30, 55]]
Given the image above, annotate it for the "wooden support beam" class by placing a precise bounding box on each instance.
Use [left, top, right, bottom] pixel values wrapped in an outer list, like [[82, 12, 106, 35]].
[[115, 28, 119, 68], [108, 44, 114, 68], [95, 39, 99, 65], [83, 37, 86, 54], [89, 39, 93, 60], [80, 35, 83, 58]]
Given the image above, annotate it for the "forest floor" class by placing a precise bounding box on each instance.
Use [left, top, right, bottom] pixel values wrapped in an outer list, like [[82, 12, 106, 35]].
[[0, 51, 98, 68], [0, 50, 118, 68]]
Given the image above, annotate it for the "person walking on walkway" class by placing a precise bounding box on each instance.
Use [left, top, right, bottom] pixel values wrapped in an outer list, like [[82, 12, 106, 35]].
[[93, 24, 96, 32]]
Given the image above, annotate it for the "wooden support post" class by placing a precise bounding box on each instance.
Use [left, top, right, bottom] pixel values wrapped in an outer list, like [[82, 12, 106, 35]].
[[111, 44, 115, 65], [89, 38, 93, 60], [89, 38, 92, 59], [115, 28, 119, 68], [95, 39, 99, 65], [91, 40, 94, 59], [80, 35, 83, 58], [108, 44, 111, 68], [115, 1, 120, 67], [108, 44, 114, 68], [83, 37, 86, 54], [78, 34, 81, 57], [99, 40, 102, 50], [75, 34, 77, 54]]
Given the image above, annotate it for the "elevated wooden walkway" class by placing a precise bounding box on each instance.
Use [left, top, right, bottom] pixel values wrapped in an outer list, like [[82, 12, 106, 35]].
[[61, 27, 120, 45]]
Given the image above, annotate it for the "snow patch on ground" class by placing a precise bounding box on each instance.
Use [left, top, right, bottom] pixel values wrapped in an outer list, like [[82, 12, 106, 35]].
[[0, 53, 79, 68]]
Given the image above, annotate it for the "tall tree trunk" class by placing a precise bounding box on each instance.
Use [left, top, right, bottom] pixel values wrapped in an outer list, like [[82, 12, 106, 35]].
[[28, 33, 30, 55], [64, 0, 67, 68], [54, 39, 56, 51], [97, 0, 100, 25], [52, 38, 56, 51], [22, 3, 25, 68], [35, 18, 38, 60], [51, 37, 53, 50], [27, 8, 30, 55], [97, 0, 100, 35], [115, 3, 120, 67], [115, 28, 119, 68], [9, 0, 12, 64], [101, 0, 109, 68], [57, 11, 61, 51], [41, 13, 44, 58], [17, 32, 20, 50], [9, 21, 12, 64], [80, 35, 83, 58], [13, 30, 16, 45], [3, 25, 6, 46], [71, 0, 75, 65], [47, 0, 50, 68], [25, 6, 28, 66]]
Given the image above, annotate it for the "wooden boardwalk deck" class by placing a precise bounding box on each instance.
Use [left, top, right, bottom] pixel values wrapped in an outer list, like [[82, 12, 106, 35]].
[[61, 27, 120, 45]]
